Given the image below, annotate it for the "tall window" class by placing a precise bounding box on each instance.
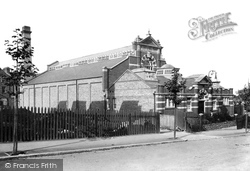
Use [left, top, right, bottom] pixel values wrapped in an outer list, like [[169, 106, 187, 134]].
[[187, 98, 192, 112], [166, 99, 174, 108], [2, 86, 6, 94], [106, 98, 110, 110], [223, 98, 229, 105], [213, 100, 217, 110], [112, 98, 116, 109]]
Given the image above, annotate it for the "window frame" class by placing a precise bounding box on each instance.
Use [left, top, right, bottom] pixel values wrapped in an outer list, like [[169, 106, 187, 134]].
[[213, 100, 217, 110], [112, 98, 116, 109], [165, 98, 174, 108], [186, 98, 192, 112]]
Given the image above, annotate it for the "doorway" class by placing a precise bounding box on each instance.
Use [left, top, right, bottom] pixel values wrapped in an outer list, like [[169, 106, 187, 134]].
[[198, 101, 204, 114]]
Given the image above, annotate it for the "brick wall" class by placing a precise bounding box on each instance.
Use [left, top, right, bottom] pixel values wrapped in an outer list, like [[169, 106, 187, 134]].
[[0, 72, 14, 108], [110, 70, 155, 112], [20, 77, 104, 110], [109, 58, 129, 86]]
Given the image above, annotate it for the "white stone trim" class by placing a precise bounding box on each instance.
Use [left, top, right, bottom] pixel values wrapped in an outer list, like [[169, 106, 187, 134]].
[[156, 107, 165, 110], [156, 101, 165, 104]]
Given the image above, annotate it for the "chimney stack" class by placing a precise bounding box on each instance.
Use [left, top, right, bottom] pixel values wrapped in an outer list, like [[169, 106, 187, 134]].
[[21, 26, 32, 64], [22, 26, 32, 40]]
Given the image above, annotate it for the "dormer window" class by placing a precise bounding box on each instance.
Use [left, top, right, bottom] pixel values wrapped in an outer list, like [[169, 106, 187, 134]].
[[164, 69, 172, 74], [156, 70, 164, 75], [156, 69, 174, 77]]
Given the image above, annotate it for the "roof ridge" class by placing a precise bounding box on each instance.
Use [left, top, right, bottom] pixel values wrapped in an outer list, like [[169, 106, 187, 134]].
[[48, 45, 134, 71], [58, 45, 132, 64]]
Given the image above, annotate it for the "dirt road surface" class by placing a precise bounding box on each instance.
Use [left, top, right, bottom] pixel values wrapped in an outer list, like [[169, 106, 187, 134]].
[[28, 135, 250, 171]]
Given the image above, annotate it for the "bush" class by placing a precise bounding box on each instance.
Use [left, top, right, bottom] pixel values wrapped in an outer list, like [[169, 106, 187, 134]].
[[218, 105, 233, 122], [186, 118, 200, 132], [203, 113, 213, 123]]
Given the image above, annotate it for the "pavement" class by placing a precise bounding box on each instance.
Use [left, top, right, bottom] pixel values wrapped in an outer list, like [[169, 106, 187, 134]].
[[0, 126, 249, 161]]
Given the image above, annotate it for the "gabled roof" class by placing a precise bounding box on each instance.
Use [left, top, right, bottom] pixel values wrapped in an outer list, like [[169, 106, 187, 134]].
[[185, 74, 212, 89], [186, 74, 206, 81], [0, 68, 10, 77], [48, 45, 133, 69], [110, 69, 158, 89], [135, 34, 162, 48], [28, 56, 128, 84]]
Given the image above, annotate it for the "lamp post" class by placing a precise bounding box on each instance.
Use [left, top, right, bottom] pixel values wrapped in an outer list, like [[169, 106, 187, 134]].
[[199, 113, 203, 131]]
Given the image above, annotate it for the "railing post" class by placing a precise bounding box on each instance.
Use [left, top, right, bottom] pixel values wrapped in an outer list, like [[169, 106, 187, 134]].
[[129, 113, 132, 135], [95, 111, 98, 137], [156, 112, 160, 133], [34, 107, 37, 141]]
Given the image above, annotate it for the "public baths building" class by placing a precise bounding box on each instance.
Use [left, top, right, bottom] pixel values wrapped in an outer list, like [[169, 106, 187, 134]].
[[20, 29, 234, 129]]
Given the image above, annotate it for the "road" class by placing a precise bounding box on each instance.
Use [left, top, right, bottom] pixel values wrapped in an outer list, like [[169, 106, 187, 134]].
[[30, 135, 250, 171]]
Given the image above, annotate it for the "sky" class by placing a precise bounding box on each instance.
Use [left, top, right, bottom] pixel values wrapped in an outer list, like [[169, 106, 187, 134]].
[[0, 0, 249, 94]]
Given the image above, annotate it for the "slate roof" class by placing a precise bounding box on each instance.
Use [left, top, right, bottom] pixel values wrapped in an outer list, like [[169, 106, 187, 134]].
[[28, 56, 128, 84], [132, 68, 155, 73], [186, 74, 206, 81], [185, 78, 196, 89], [50, 45, 133, 68], [145, 80, 160, 88], [160, 64, 175, 69], [0, 68, 10, 77], [28, 45, 137, 85], [184, 74, 205, 89], [157, 75, 170, 85]]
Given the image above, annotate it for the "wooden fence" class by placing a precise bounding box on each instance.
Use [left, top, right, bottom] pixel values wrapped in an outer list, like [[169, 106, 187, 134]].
[[0, 107, 160, 143]]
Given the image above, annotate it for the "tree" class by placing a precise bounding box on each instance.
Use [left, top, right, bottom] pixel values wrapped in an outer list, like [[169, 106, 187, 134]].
[[238, 87, 250, 111], [164, 68, 186, 138], [237, 86, 250, 132], [4, 28, 38, 155]]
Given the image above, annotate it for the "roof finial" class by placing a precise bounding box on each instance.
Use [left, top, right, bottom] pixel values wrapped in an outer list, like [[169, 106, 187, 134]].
[[147, 29, 151, 36]]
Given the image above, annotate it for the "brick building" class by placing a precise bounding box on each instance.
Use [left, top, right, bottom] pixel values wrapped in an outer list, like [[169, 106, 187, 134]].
[[155, 67, 234, 129], [0, 67, 14, 108], [20, 32, 166, 112], [20, 30, 234, 129]]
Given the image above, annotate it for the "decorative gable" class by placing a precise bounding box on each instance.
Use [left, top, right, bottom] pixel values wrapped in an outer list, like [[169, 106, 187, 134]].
[[199, 79, 208, 84], [110, 69, 153, 90], [118, 70, 141, 82], [198, 76, 211, 85], [131, 32, 166, 70], [139, 36, 161, 48]]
